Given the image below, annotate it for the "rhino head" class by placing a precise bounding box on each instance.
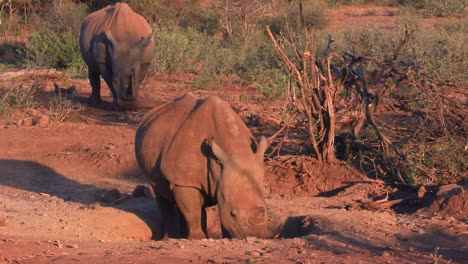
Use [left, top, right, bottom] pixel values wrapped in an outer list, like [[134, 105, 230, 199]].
[[105, 31, 153, 109], [211, 136, 273, 238]]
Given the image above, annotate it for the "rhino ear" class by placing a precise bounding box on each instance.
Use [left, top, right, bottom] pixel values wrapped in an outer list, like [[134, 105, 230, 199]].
[[256, 136, 268, 160], [210, 139, 229, 165], [138, 33, 153, 50]]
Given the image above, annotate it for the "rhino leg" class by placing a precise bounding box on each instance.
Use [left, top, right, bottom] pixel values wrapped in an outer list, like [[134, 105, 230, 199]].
[[173, 186, 206, 239], [96, 63, 120, 111], [88, 69, 102, 105], [155, 193, 182, 239]]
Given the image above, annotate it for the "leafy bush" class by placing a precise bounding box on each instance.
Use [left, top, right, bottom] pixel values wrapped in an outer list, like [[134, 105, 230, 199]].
[[293, 0, 330, 30], [28, 30, 86, 74], [150, 27, 216, 74], [250, 68, 287, 100], [124, 0, 177, 27], [0, 42, 28, 68], [193, 74, 221, 90], [25, 0, 87, 74], [0, 84, 40, 116], [330, 18, 467, 85], [36, 0, 88, 35]]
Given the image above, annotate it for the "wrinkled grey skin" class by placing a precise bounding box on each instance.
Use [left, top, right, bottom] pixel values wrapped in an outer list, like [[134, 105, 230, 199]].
[[135, 93, 274, 239], [79, 3, 154, 110]]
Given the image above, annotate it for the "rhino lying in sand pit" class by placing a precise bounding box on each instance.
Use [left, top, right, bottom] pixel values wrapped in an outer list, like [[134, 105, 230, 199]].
[[135, 93, 277, 239], [80, 3, 154, 110]]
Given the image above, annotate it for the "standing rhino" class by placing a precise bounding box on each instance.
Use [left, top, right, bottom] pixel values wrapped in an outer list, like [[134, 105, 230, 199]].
[[135, 93, 273, 239], [79, 3, 154, 110]]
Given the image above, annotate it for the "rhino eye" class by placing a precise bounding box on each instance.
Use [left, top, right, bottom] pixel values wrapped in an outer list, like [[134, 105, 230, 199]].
[[230, 209, 238, 218]]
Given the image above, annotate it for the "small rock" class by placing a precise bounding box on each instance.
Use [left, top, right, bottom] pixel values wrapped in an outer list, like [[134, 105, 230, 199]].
[[104, 144, 116, 150], [132, 185, 154, 198], [417, 186, 426, 198], [66, 244, 79, 249], [99, 189, 121, 203], [396, 233, 409, 241], [37, 115, 50, 127], [245, 237, 257, 243], [28, 109, 40, 117], [381, 251, 390, 257], [148, 245, 161, 250], [417, 229, 426, 235], [251, 251, 261, 257], [23, 117, 33, 127], [54, 241, 63, 249], [87, 203, 99, 210]]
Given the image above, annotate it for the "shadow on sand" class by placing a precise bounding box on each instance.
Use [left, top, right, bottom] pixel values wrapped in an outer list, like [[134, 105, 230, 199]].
[[0, 159, 161, 239], [279, 215, 467, 263]]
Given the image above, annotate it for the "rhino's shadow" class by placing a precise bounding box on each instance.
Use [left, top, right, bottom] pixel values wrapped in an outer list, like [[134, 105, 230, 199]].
[[0, 159, 160, 239]]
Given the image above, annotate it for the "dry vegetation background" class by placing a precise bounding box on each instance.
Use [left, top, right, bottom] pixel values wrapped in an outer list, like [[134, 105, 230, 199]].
[[0, 0, 467, 185]]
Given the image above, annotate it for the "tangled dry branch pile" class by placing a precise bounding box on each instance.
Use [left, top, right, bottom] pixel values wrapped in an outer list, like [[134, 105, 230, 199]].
[[266, 1, 466, 185]]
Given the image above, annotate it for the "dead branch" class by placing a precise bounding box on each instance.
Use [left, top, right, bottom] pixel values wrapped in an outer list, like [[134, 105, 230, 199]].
[[267, 112, 297, 143]]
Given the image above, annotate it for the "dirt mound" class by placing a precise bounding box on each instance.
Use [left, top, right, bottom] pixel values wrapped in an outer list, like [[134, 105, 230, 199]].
[[265, 156, 368, 197], [425, 185, 467, 219]]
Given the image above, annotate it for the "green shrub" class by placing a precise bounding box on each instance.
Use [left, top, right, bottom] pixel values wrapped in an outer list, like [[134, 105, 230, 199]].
[[393, 0, 466, 17], [0, 84, 41, 116], [151, 27, 213, 74], [330, 18, 467, 84], [39, 0, 88, 35], [0, 42, 28, 68], [418, 0, 465, 17], [151, 27, 240, 76], [28, 30, 86, 74], [409, 20, 468, 83], [25, 0, 87, 74], [179, 10, 221, 36], [0, 10, 24, 36], [125, 0, 177, 27], [193, 74, 221, 90], [250, 68, 287, 100]]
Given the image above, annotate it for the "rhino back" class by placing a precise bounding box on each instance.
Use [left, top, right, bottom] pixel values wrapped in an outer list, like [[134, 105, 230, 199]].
[[135, 93, 199, 177], [161, 95, 255, 190], [136, 93, 256, 194], [80, 3, 153, 65]]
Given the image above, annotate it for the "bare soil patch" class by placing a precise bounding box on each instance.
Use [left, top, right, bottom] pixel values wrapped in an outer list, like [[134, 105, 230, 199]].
[[1, 73, 466, 264]]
